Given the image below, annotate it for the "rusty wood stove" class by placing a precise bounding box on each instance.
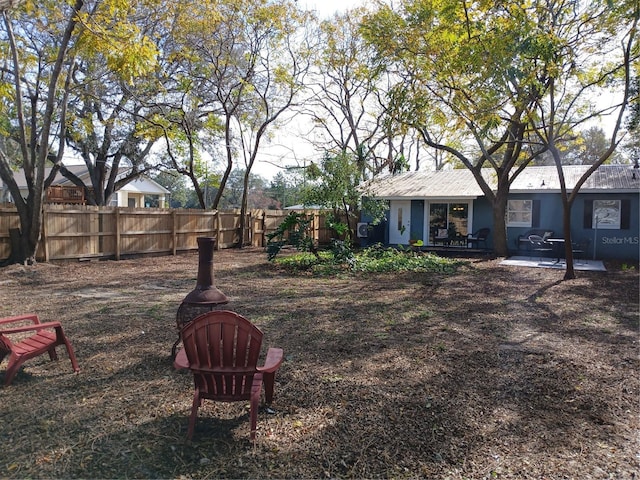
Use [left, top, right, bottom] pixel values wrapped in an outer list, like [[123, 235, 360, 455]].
[[172, 237, 228, 358]]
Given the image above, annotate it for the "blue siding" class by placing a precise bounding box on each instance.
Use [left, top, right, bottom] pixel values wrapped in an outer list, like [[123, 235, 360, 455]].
[[358, 200, 388, 247], [505, 193, 639, 260], [507, 193, 564, 250], [572, 194, 639, 261], [470, 198, 494, 249], [361, 192, 639, 261]]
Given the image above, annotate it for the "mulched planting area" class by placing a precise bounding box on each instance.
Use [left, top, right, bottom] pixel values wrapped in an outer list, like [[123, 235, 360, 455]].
[[0, 249, 638, 479]]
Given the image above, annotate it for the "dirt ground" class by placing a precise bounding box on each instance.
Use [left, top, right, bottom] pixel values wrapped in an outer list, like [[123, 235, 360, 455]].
[[0, 249, 638, 479]]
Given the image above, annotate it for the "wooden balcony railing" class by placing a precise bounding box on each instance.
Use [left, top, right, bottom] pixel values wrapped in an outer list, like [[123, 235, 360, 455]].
[[46, 185, 85, 205]]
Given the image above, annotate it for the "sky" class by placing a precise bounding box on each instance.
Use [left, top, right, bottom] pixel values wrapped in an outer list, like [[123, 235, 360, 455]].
[[250, 0, 372, 181], [301, 0, 367, 18]]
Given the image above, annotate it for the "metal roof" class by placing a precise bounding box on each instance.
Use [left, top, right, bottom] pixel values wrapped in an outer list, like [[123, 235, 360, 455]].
[[363, 165, 640, 199], [510, 165, 640, 192]]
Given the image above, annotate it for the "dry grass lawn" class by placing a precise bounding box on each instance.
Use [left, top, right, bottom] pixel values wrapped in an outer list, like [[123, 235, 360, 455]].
[[0, 248, 638, 479]]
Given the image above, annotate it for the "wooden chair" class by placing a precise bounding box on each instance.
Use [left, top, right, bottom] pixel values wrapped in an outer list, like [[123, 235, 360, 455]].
[[0, 314, 80, 386], [174, 310, 284, 441]]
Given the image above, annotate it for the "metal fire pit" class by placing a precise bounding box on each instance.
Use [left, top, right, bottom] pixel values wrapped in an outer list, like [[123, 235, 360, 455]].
[[171, 237, 228, 358]]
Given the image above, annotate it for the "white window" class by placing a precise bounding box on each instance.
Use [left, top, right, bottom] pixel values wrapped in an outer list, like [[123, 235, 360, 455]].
[[593, 200, 621, 229], [507, 200, 532, 227]]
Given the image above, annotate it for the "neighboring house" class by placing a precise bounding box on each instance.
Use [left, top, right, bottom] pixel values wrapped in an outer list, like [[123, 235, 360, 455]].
[[0, 166, 170, 208], [359, 165, 639, 261]]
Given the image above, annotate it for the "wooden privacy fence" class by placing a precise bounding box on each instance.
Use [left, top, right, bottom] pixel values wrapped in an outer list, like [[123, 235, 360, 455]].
[[0, 205, 336, 262]]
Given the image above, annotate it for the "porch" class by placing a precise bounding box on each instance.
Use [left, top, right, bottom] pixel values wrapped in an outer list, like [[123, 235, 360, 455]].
[[46, 185, 85, 205], [406, 244, 491, 258]]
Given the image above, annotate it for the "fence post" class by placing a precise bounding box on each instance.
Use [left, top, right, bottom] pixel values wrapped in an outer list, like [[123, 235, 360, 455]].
[[214, 210, 220, 250], [115, 208, 121, 261], [42, 207, 49, 262], [172, 209, 177, 256], [313, 212, 319, 245]]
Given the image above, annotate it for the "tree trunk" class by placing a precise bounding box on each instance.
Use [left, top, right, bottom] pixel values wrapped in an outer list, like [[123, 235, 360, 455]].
[[237, 171, 250, 249], [562, 200, 576, 280], [491, 190, 509, 257], [0, 228, 24, 266]]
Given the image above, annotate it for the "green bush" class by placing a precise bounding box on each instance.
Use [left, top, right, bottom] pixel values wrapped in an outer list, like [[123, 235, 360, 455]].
[[273, 243, 464, 275]]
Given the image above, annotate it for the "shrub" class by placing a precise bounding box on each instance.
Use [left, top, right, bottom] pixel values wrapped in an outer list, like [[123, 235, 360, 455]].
[[273, 243, 464, 275]]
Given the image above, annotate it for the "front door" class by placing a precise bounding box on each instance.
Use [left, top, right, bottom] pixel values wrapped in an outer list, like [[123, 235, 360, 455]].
[[389, 200, 411, 245], [428, 202, 470, 245]]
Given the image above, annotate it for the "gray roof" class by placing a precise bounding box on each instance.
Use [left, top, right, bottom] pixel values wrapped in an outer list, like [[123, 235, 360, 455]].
[[363, 165, 640, 199], [3, 166, 169, 194]]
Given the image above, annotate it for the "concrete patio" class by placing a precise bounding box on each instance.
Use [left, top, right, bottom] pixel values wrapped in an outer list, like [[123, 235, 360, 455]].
[[500, 255, 606, 272]]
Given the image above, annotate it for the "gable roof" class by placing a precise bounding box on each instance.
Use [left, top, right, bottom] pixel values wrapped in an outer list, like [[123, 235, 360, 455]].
[[363, 165, 640, 199], [4, 166, 169, 194]]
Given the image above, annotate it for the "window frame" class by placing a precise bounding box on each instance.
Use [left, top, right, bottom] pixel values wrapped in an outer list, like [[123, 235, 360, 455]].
[[506, 199, 533, 227], [592, 199, 621, 230]]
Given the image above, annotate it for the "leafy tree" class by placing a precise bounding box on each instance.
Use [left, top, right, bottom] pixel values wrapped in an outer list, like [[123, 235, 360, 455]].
[[168, 0, 312, 244], [139, 0, 227, 210], [218, 169, 269, 209], [301, 152, 362, 241], [0, 0, 156, 263], [232, 1, 313, 246], [576, 128, 624, 165], [154, 100, 224, 209], [151, 171, 191, 208], [623, 74, 640, 165], [268, 169, 304, 208], [533, 127, 624, 165], [61, 0, 165, 206]]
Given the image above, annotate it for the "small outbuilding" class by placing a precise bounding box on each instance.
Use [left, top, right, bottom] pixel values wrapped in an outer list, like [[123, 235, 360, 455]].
[[359, 165, 639, 261]]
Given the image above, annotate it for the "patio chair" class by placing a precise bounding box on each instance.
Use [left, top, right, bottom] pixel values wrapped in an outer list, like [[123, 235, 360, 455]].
[[516, 229, 554, 252], [572, 239, 591, 264], [0, 313, 80, 386], [174, 310, 284, 441], [433, 228, 450, 246], [467, 228, 490, 249], [528, 234, 553, 260]]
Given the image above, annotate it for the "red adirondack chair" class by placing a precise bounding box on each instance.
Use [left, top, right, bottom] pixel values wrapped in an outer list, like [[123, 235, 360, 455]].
[[0, 314, 80, 386], [174, 310, 283, 441]]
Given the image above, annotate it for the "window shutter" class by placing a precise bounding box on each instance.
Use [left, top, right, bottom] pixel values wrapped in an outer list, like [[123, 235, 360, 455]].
[[584, 200, 593, 228], [621, 199, 630, 229], [531, 200, 540, 228]]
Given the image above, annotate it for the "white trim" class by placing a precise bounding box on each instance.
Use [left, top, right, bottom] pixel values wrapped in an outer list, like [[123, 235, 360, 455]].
[[424, 199, 474, 245]]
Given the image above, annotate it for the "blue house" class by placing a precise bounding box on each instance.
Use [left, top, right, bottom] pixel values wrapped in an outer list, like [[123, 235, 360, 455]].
[[359, 165, 639, 261]]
